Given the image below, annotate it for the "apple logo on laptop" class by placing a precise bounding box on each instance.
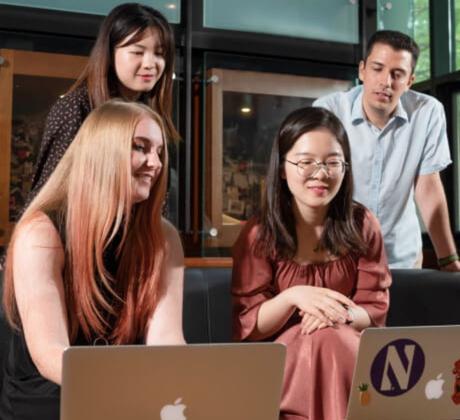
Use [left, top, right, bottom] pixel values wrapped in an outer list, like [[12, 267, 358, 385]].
[[160, 398, 187, 420], [425, 373, 445, 400]]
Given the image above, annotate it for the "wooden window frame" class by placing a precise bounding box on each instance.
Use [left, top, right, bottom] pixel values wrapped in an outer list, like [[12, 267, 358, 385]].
[[205, 67, 352, 248]]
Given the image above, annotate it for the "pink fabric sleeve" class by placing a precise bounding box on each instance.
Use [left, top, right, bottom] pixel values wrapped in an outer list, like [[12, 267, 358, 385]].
[[231, 219, 275, 341], [353, 210, 392, 327]]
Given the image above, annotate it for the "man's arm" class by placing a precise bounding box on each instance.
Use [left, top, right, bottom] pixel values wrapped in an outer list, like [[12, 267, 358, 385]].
[[415, 172, 460, 271]]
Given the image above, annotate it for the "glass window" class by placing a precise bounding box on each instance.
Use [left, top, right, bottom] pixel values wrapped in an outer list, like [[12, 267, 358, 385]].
[[377, 0, 430, 82], [203, 0, 359, 44], [0, 48, 182, 246], [166, 78, 181, 228], [10, 74, 75, 221], [453, 92, 460, 230], [456, 0, 460, 69], [0, 49, 86, 245], [202, 68, 353, 255], [0, 1, 181, 23]]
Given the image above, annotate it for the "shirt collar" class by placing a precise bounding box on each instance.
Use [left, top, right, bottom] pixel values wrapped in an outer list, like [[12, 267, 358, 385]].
[[351, 88, 409, 125], [393, 99, 408, 122], [351, 90, 366, 124]]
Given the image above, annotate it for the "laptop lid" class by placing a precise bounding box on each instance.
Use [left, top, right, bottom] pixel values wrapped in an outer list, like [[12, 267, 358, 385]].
[[346, 326, 460, 420], [61, 343, 285, 420]]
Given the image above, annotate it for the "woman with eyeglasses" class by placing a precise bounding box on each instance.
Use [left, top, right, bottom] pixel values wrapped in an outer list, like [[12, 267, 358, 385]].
[[231, 106, 391, 420]]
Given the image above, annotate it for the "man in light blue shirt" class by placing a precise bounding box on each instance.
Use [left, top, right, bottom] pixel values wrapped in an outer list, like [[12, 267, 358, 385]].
[[314, 30, 459, 270]]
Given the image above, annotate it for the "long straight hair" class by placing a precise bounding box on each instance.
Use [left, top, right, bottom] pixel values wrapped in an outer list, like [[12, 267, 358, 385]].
[[255, 106, 367, 259], [72, 2, 179, 142], [3, 100, 169, 344]]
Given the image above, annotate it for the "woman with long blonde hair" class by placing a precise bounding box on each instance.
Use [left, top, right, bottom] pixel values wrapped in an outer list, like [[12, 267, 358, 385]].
[[1, 100, 185, 420]]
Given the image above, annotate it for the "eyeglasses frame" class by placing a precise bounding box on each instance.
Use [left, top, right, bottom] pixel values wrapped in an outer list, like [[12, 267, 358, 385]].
[[285, 158, 349, 178]]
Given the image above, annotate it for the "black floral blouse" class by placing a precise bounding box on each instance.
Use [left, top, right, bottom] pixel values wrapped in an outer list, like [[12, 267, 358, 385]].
[[31, 85, 91, 193]]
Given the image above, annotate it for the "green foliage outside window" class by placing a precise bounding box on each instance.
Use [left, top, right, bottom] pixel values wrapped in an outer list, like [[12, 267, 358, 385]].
[[413, 0, 430, 82], [456, 0, 460, 69], [377, 0, 430, 82]]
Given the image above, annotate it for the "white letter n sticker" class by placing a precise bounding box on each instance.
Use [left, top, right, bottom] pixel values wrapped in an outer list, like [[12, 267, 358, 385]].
[[380, 344, 415, 391]]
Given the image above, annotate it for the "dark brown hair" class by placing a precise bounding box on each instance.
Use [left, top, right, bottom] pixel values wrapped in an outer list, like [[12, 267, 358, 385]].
[[365, 30, 420, 73], [255, 106, 367, 259], [72, 2, 178, 141]]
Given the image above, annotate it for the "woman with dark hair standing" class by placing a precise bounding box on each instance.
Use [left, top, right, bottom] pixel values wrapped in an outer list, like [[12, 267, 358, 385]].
[[0, 3, 178, 270], [232, 107, 391, 420], [31, 2, 178, 194]]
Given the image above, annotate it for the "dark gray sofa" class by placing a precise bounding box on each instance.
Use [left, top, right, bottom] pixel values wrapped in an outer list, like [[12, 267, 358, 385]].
[[183, 268, 460, 343], [1, 268, 460, 386]]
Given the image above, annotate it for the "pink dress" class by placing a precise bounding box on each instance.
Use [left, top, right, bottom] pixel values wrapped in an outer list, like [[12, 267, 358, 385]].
[[232, 210, 391, 420]]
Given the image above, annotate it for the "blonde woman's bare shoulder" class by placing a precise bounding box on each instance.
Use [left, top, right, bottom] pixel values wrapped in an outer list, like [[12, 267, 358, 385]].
[[13, 211, 64, 254], [161, 217, 180, 240], [161, 218, 184, 264], [11, 211, 65, 292]]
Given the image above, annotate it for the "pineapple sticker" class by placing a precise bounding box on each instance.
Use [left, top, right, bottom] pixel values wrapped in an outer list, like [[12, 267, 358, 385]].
[[358, 383, 371, 406]]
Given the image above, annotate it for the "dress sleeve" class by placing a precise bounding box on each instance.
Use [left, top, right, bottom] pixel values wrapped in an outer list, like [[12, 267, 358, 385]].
[[353, 209, 392, 327], [231, 219, 275, 341]]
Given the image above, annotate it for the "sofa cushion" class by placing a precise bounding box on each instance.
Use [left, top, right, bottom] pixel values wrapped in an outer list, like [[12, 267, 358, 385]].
[[183, 267, 232, 343]]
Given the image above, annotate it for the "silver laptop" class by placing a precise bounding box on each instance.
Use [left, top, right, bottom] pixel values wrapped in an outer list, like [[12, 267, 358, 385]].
[[61, 343, 285, 420], [346, 326, 460, 420]]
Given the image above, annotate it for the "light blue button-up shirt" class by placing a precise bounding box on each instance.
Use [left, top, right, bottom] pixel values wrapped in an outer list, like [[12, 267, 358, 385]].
[[314, 86, 451, 268]]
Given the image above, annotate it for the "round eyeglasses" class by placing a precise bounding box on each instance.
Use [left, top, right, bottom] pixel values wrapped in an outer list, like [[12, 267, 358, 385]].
[[285, 158, 348, 178]]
